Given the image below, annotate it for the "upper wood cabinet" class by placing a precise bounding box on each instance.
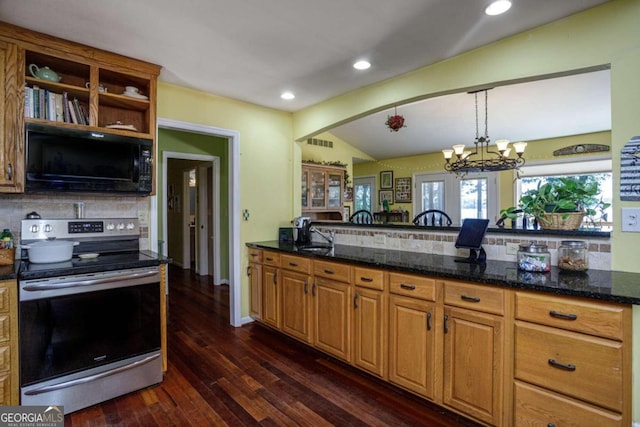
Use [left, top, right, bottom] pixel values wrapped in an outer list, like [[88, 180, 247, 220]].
[[0, 40, 21, 192], [0, 21, 160, 194], [301, 163, 345, 220]]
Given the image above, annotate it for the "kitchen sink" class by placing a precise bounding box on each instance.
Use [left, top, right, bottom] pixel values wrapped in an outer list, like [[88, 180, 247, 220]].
[[297, 245, 333, 254]]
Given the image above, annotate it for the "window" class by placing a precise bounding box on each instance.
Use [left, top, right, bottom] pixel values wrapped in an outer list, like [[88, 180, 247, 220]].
[[414, 172, 498, 224], [517, 159, 612, 226]]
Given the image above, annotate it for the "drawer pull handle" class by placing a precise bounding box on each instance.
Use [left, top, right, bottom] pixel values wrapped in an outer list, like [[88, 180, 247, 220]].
[[461, 294, 480, 303], [251, 253, 258, 257], [549, 310, 577, 320], [312, 283, 316, 297], [548, 359, 576, 371], [548, 424, 556, 427], [354, 292, 359, 309], [324, 269, 335, 275], [426, 312, 432, 331], [304, 281, 308, 294], [289, 262, 298, 267], [266, 257, 273, 261], [400, 283, 416, 290], [443, 314, 449, 334], [360, 277, 373, 282], [273, 271, 278, 285], [246, 266, 251, 276]]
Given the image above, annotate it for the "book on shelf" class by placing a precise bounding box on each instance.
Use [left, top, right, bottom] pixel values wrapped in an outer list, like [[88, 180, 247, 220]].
[[71, 98, 85, 125], [24, 86, 33, 118], [67, 99, 78, 124], [62, 92, 71, 123], [54, 93, 64, 122]]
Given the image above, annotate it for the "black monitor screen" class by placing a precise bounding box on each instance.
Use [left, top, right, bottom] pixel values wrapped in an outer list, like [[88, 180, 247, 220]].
[[455, 219, 490, 250]]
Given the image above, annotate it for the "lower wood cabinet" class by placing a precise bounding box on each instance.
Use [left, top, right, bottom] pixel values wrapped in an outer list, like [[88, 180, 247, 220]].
[[313, 277, 351, 362], [281, 270, 312, 343], [261, 265, 280, 329], [353, 286, 386, 378], [246, 248, 633, 427], [0, 280, 17, 405], [388, 294, 437, 399], [443, 305, 503, 426], [248, 261, 262, 320]]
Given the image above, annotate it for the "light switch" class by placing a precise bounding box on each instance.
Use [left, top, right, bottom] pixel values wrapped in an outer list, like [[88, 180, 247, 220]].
[[621, 207, 640, 232]]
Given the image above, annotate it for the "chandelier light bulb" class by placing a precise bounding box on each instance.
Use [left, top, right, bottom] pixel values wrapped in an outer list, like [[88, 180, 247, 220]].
[[461, 151, 472, 160], [513, 141, 528, 154], [502, 148, 511, 158], [442, 149, 454, 160], [453, 144, 466, 155], [495, 139, 510, 151]]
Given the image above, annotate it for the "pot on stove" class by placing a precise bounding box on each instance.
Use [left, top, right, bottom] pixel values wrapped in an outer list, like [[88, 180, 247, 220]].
[[22, 239, 79, 263], [25, 211, 41, 219]]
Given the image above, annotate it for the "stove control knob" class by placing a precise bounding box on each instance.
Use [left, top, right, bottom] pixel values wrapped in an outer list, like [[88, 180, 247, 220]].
[[126, 222, 135, 230], [44, 224, 52, 233], [117, 223, 125, 230], [29, 224, 39, 233], [106, 223, 115, 231]]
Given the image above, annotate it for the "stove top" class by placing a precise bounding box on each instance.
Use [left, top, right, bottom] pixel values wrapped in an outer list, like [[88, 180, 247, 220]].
[[19, 251, 159, 280]]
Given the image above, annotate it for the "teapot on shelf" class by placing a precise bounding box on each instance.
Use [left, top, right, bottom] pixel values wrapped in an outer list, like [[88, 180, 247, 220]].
[[29, 64, 62, 82]]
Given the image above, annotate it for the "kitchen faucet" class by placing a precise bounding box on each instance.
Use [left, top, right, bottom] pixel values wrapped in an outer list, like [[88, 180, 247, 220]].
[[309, 227, 334, 247]]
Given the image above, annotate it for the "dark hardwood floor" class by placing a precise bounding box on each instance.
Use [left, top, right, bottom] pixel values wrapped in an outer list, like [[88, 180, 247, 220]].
[[66, 267, 482, 426]]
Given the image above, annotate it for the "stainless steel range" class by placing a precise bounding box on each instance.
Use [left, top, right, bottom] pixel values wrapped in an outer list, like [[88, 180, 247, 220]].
[[18, 218, 163, 413]]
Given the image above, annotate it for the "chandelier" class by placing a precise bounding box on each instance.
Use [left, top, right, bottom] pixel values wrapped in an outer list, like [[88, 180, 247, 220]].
[[442, 89, 527, 174]]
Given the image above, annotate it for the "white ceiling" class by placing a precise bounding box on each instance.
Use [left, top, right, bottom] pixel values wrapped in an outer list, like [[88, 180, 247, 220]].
[[0, 0, 611, 159]]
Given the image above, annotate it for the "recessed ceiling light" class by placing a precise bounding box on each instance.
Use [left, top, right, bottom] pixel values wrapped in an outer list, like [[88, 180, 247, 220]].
[[281, 91, 295, 100], [353, 60, 371, 70], [485, 0, 511, 16]]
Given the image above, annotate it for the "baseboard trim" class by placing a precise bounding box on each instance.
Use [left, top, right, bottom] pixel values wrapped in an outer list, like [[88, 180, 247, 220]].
[[239, 316, 254, 326]]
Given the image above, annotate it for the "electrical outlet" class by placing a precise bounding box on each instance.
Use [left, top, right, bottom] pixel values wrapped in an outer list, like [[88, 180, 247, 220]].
[[374, 234, 386, 245], [621, 207, 640, 232], [506, 242, 519, 255]]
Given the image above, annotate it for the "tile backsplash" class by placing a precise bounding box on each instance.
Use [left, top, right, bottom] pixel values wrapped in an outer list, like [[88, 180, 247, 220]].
[[0, 194, 150, 250], [312, 224, 612, 271]]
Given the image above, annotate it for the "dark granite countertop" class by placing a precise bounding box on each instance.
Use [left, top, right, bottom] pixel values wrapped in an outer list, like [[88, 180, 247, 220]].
[[248, 241, 640, 305]]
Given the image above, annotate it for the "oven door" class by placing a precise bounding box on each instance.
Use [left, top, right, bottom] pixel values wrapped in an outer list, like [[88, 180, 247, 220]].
[[19, 267, 161, 388]]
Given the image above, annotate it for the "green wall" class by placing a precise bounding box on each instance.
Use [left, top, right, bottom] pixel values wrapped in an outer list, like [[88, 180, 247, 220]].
[[157, 128, 230, 278]]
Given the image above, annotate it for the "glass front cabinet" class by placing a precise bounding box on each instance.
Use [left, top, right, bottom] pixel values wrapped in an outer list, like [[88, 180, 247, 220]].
[[301, 163, 345, 220]]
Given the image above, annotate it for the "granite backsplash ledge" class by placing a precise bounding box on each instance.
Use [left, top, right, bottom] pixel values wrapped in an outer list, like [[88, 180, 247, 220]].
[[310, 223, 612, 271]]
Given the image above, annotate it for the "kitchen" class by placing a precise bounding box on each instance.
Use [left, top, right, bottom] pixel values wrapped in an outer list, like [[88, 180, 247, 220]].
[[0, 0, 640, 426]]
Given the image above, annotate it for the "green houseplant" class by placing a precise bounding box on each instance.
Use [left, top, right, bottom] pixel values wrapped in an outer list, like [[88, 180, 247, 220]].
[[501, 177, 610, 230]]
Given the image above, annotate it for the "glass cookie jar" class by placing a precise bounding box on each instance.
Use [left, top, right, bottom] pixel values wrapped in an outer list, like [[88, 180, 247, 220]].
[[558, 240, 589, 271], [517, 242, 551, 272]]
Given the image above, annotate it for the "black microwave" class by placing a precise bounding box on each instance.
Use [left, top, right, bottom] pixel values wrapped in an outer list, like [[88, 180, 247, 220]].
[[25, 123, 153, 195]]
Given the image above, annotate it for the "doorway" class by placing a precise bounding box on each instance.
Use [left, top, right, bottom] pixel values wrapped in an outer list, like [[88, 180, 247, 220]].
[[154, 118, 241, 327]]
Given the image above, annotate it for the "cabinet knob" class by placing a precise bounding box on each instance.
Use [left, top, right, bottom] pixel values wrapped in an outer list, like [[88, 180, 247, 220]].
[[6, 162, 12, 180]]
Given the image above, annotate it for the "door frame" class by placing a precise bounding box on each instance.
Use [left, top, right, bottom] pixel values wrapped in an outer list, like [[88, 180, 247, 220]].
[[153, 118, 241, 327]]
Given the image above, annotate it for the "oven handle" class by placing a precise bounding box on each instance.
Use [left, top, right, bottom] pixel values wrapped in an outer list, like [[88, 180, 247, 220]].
[[22, 270, 158, 292], [23, 353, 160, 396]]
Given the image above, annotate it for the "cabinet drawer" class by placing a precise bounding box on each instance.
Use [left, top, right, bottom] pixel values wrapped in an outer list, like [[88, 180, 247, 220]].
[[313, 260, 350, 283], [248, 248, 262, 263], [262, 251, 281, 267], [443, 280, 504, 315], [515, 321, 623, 412], [514, 381, 622, 427], [389, 273, 436, 301], [515, 291, 627, 341], [353, 267, 386, 291], [281, 254, 311, 274]]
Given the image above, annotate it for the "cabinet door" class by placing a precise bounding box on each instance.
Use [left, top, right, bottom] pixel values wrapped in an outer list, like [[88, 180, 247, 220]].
[[281, 270, 312, 343], [443, 306, 503, 426], [310, 169, 327, 209], [313, 278, 351, 362], [0, 40, 23, 192], [327, 172, 343, 208], [262, 265, 280, 329], [353, 287, 386, 378], [248, 262, 262, 320], [301, 168, 309, 209], [388, 294, 437, 399]]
